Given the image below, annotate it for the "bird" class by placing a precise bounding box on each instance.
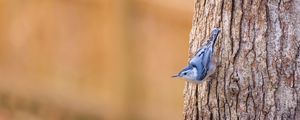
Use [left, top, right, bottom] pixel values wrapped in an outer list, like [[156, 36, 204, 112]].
[[173, 28, 221, 83]]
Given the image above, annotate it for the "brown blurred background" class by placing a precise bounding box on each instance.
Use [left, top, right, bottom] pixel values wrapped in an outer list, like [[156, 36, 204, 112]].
[[0, 0, 193, 120]]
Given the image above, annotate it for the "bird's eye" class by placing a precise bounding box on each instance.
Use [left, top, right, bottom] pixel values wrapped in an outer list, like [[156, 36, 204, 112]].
[[183, 72, 187, 75]]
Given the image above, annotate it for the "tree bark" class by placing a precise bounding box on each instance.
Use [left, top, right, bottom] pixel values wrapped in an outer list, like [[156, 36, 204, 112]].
[[183, 0, 300, 120]]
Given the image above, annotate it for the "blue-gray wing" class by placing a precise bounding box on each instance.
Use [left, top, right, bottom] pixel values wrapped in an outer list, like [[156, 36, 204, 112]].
[[189, 47, 213, 80]]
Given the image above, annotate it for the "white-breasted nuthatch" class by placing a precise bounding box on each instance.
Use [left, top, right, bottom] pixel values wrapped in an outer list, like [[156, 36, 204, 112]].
[[173, 28, 221, 83]]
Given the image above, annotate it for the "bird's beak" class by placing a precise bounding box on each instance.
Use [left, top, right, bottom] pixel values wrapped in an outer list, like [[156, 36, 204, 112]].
[[172, 75, 179, 78]]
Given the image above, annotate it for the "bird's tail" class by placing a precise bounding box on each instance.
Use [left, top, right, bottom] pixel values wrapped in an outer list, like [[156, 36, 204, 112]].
[[209, 28, 221, 47]]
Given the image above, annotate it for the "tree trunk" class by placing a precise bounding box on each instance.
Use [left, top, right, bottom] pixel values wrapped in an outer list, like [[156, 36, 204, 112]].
[[183, 0, 300, 120]]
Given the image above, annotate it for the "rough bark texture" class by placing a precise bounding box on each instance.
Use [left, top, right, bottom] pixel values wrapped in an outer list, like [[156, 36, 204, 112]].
[[183, 0, 300, 119]]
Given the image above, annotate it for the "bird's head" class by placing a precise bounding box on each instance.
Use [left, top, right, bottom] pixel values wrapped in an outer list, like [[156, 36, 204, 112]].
[[173, 65, 198, 80]]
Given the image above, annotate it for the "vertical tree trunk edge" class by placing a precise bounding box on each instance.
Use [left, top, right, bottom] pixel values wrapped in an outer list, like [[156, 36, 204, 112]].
[[183, 0, 300, 120]]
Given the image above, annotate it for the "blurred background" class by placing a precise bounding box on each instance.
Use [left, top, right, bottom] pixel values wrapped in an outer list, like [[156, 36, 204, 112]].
[[0, 0, 193, 120]]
